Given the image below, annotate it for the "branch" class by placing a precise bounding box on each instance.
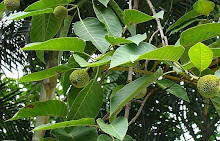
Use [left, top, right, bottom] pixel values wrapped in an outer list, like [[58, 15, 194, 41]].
[[146, 0, 168, 46], [128, 88, 159, 126], [99, 68, 110, 85], [149, 29, 159, 44]]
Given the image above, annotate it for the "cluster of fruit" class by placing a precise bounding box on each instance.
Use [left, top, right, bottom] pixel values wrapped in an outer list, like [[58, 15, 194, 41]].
[[3, 0, 68, 19]]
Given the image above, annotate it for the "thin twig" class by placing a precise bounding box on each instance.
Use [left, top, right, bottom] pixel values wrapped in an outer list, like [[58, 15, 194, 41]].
[[99, 69, 110, 85], [131, 99, 143, 104], [146, 0, 168, 46], [149, 29, 160, 44], [102, 112, 110, 121], [128, 88, 159, 126]]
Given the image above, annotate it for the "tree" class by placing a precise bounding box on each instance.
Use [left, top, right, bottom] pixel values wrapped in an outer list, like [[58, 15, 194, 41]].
[[1, 0, 220, 141]]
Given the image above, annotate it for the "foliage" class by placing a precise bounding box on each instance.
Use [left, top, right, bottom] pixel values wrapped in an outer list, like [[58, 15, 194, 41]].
[[1, 0, 220, 141]]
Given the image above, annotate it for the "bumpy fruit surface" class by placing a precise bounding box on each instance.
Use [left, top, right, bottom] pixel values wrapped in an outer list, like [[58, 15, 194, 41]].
[[69, 69, 90, 88], [53, 6, 68, 19], [135, 87, 147, 99], [197, 75, 220, 98], [4, 0, 20, 11]]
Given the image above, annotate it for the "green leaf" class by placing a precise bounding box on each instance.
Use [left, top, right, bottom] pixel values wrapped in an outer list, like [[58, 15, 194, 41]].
[[193, 0, 215, 16], [167, 10, 201, 32], [36, 51, 46, 64], [105, 35, 133, 46], [0, 2, 5, 16], [94, 5, 122, 36], [22, 37, 85, 52], [211, 48, 220, 58], [209, 39, 220, 48], [25, 0, 69, 11], [51, 127, 98, 141], [188, 42, 213, 72], [31, 13, 62, 42], [97, 117, 128, 140], [68, 79, 104, 120], [110, 42, 156, 68], [127, 34, 147, 45], [124, 9, 163, 26], [116, 135, 133, 141], [98, 0, 110, 7], [73, 54, 111, 67], [73, 17, 110, 54], [98, 135, 113, 141], [138, 45, 185, 61], [210, 94, 220, 116], [33, 118, 95, 131], [8, 8, 53, 20], [110, 69, 163, 115], [60, 15, 73, 37], [7, 100, 67, 121], [180, 23, 220, 47], [215, 68, 220, 78], [19, 64, 74, 83], [156, 79, 189, 102], [109, 0, 124, 24], [40, 137, 58, 141]]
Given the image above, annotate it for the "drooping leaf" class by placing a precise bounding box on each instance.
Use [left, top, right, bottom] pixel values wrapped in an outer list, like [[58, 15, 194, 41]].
[[68, 80, 104, 120], [51, 127, 98, 141], [19, 64, 74, 83], [110, 42, 156, 68], [22, 37, 85, 52], [167, 10, 201, 32], [60, 15, 73, 37], [138, 46, 185, 62], [180, 23, 220, 47], [210, 94, 220, 116], [97, 117, 128, 140], [8, 8, 53, 20], [188, 42, 213, 72], [110, 69, 163, 115], [7, 100, 67, 121], [109, 0, 124, 24], [124, 9, 163, 26], [156, 79, 189, 102], [31, 13, 62, 42], [98, 0, 110, 7], [73, 54, 111, 67], [126, 34, 147, 45], [94, 5, 122, 36], [25, 0, 69, 11], [105, 35, 133, 46], [73, 17, 110, 54], [193, 0, 215, 16], [33, 118, 95, 131]]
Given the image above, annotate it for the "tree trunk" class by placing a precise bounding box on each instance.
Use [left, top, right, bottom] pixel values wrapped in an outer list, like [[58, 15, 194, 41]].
[[32, 51, 59, 141], [202, 99, 211, 141]]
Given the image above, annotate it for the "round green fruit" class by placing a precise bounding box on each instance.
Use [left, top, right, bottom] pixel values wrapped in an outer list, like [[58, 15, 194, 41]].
[[69, 69, 90, 88], [197, 75, 220, 98], [53, 6, 68, 19], [4, 0, 20, 11], [135, 87, 147, 99]]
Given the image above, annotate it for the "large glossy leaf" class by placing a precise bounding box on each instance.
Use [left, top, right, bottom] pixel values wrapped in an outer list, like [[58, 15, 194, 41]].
[[193, 0, 215, 16], [25, 0, 69, 11], [67, 80, 104, 120], [156, 79, 189, 102], [31, 13, 62, 42], [110, 42, 156, 68], [33, 118, 95, 131], [51, 127, 98, 141], [210, 94, 220, 116], [73, 17, 110, 54], [97, 117, 128, 140], [73, 54, 111, 67], [188, 42, 213, 72], [110, 69, 163, 115], [22, 37, 85, 52], [7, 100, 67, 121], [19, 64, 74, 83], [94, 5, 122, 36], [8, 8, 53, 20], [180, 23, 220, 47], [138, 46, 185, 62], [98, 0, 110, 7], [109, 0, 124, 23], [167, 10, 201, 32], [124, 9, 163, 26]]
